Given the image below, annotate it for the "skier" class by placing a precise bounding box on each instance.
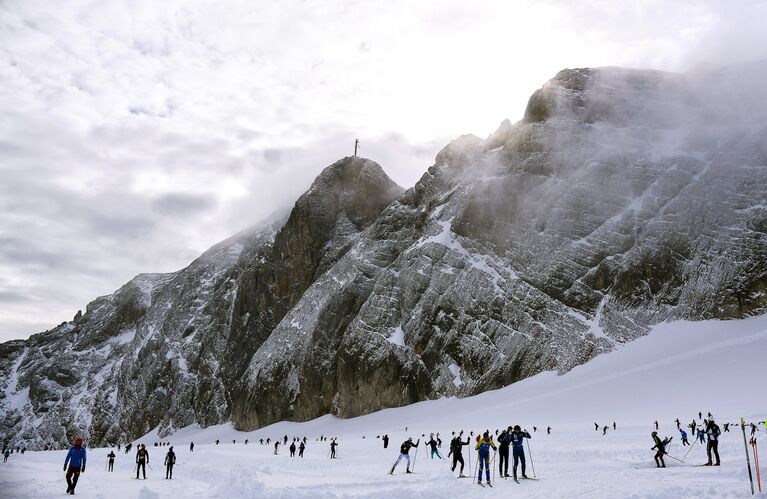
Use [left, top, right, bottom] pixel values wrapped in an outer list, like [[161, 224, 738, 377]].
[[603, 426, 609, 436], [273, 441, 280, 455], [448, 434, 470, 476], [164, 446, 176, 479], [64, 437, 87, 495], [498, 427, 512, 478], [245, 439, 248, 445], [547, 426, 551, 435], [699, 411, 702, 420], [383, 434, 389, 449], [299, 441, 305, 457], [125, 443, 132, 455], [289, 441, 296, 457], [651, 432, 670, 468], [705, 420, 721, 466], [284, 435, 288, 445], [511, 425, 531, 479], [189, 441, 194, 452], [724, 423, 730, 432], [426, 434, 442, 459], [389, 437, 419, 474], [613, 422, 617, 430], [680, 429, 690, 446], [135, 444, 149, 479], [215, 439, 219, 445], [107, 450, 116, 472], [654, 420, 659, 430], [475, 431, 497, 486], [594, 422, 599, 431], [330, 439, 338, 459], [696, 428, 705, 444], [3, 449, 9, 463], [675, 418, 681, 430]]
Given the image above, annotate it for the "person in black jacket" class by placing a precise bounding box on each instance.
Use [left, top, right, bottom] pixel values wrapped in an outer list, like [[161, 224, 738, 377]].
[[448, 434, 470, 477], [497, 427, 512, 478], [705, 421, 721, 466], [164, 447, 176, 479], [389, 438, 419, 474], [651, 432, 670, 468], [382, 434, 389, 449], [107, 450, 116, 472], [135, 444, 149, 479], [511, 426, 531, 479]]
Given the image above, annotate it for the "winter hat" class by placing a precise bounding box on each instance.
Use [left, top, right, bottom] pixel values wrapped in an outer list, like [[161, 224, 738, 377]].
[[75, 438, 83, 447], [514, 425, 521, 431]]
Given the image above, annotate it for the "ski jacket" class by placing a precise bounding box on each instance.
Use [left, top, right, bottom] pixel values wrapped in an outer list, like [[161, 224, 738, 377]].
[[64, 447, 87, 469], [449, 437, 469, 456], [651, 435, 670, 452], [107, 452, 116, 461], [706, 424, 721, 441], [498, 432, 512, 449], [299, 442, 305, 450], [400, 440, 418, 454], [136, 448, 149, 463], [475, 438, 496, 456], [680, 430, 687, 438], [165, 451, 176, 465], [510, 430, 531, 449], [427, 439, 438, 450]]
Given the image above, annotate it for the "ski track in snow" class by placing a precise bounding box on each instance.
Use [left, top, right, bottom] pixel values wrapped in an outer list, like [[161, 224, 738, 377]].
[[1, 315, 766, 498]]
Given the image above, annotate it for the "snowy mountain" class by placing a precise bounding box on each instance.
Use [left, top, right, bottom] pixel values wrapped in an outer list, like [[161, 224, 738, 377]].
[[2, 65, 766, 449]]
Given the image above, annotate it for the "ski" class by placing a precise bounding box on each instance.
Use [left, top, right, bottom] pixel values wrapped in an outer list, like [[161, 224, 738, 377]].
[[520, 477, 540, 481], [741, 418, 755, 495]]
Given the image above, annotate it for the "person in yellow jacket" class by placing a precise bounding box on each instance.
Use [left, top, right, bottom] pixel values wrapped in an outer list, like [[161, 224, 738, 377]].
[[475, 432, 497, 486]]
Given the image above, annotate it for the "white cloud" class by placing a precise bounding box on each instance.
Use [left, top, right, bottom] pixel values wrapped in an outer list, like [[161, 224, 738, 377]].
[[1, 0, 765, 341]]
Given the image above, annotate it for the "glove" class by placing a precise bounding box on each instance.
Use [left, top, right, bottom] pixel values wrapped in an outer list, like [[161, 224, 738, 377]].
[[63, 466, 67, 471]]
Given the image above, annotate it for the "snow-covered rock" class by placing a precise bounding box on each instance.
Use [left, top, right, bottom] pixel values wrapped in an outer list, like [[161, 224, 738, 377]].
[[2, 65, 766, 448]]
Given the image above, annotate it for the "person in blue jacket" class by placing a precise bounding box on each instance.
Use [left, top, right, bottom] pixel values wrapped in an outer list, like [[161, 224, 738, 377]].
[[680, 429, 690, 446], [475, 431, 497, 486], [511, 425, 531, 479], [63, 437, 87, 495]]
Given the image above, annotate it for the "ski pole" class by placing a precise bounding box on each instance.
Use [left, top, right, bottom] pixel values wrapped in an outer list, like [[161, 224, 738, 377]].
[[526, 438, 537, 478], [491, 450, 497, 483], [752, 438, 762, 493], [148, 463, 154, 471], [412, 444, 419, 472], [741, 418, 755, 495], [472, 451, 478, 484], [664, 453, 685, 464], [681, 435, 698, 462]]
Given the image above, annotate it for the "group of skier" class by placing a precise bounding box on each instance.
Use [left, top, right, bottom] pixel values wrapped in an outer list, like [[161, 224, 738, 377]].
[[388, 425, 533, 487]]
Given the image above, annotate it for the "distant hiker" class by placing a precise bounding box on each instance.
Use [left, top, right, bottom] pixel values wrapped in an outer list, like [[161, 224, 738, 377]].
[[383, 434, 389, 449], [547, 426, 551, 435], [135, 444, 149, 479], [390, 438, 419, 474], [654, 420, 659, 430], [164, 447, 176, 479], [289, 442, 296, 457], [651, 432, 670, 468], [274, 441, 280, 455], [498, 427, 512, 478], [64, 437, 87, 495], [511, 426, 531, 479], [475, 431, 497, 486], [426, 434, 442, 459], [603, 426, 609, 436], [680, 429, 690, 446], [299, 441, 305, 457], [107, 450, 116, 472], [594, 422, 599, 431], [448, 435, 470, 476], [330, 439, 338, 459], [697, 428, 705, 444], [705, 421, 721, 466], [613, 422, 617, 430], [190, 442, 194, 452]]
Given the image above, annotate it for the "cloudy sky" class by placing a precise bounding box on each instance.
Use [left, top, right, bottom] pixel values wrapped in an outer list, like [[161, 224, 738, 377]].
[[1, 0, 766, 342]]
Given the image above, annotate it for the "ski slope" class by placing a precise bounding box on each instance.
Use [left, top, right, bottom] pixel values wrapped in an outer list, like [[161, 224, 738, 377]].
[[2, 316, 766, 498]]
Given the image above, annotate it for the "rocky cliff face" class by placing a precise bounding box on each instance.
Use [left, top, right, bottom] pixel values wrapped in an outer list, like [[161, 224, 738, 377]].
[[2, 66, 766, 448]]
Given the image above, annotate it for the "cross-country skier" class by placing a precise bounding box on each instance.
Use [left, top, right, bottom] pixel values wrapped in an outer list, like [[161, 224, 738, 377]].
[[107, 450, 116, 472], [680, 429, 690, 446], [448, 434, 470, 476], [189, 441, 194, 452], [651, 432, 670, 468], [655, 420, 659, 430], [699, 411, 702, 420], [498, 427, 512, 477], [164, 447, 176, 479], [125, 443, 132, 455], [64, 438, 87, 495], [289, 442, 296, 457], [135, 444, 149, 479], [594, 422, 599, 431], [603, 426, 609, 436], [675, 418, 680, 430], [383, 434, 389, 449], [273, 441, 280, 455], [330, 439, 338, 458], [705, 420, 721, 466], [299, 441, 305, 457], [696, 428, 705, 444], [547, 426, 551, 435], [613, 422, 617, 430], [724, 423, 730, 432], [511, 426, 531, 479], [3, 449, 9, 462], [426, 434, 442, 459], [390, 437, 420, 474], [475, 432, 497, 486]]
